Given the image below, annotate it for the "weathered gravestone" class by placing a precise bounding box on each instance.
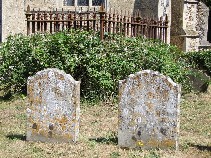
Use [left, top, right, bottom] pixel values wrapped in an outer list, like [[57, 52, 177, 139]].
[[118, 70, 181, 150], [26, 68, 80, 143]]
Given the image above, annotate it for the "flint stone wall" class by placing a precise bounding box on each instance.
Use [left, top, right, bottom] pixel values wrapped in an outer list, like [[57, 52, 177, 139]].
[[118, 70, 181, 149], [26, 68, 80, 143], [183, 0, 200, 52], [197, 1, 211, 47], [170, 0, 211, 51]]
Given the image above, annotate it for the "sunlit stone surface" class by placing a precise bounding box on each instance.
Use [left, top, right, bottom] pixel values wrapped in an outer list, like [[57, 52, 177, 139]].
[[27, 68, 80, 143], [118, 70, 181, 149]]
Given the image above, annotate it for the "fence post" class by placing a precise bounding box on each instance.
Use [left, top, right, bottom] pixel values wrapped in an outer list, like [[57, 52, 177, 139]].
[[32, 9, 35, 33], [99, 4, 106, 40], [165, 15, 168, 43], [26, 5, 32, 35]]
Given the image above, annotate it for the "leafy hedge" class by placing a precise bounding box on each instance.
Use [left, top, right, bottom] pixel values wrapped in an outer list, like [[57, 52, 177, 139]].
[[0, 30, 192, 100], [183, 50, 211, 76]]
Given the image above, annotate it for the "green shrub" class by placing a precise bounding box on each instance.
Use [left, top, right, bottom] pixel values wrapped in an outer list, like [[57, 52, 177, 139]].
[[183, 50, 211, 76], [0, 30, 192, 100]]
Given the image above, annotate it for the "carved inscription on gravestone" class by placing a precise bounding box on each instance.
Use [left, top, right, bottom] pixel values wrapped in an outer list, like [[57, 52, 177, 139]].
[[118, 70, 181, 149], [26, 68, 80, 143]]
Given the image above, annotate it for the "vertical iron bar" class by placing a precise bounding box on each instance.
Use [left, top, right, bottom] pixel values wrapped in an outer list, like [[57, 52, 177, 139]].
[[26, 5, 31, 35], [49, 11, 52, 33], [99, 4, 105, 40]]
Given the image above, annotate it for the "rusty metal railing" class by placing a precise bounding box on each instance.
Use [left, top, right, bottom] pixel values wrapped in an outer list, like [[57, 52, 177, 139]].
[[26, 5, 168, 42]]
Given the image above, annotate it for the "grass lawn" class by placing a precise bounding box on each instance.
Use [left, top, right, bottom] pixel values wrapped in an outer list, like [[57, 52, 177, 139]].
[[0, 88, 210, 158]]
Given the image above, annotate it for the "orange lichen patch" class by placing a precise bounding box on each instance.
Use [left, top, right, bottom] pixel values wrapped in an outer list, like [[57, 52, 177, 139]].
[[61, 125, 67, 131], [55, 115, 68, 131], [27, 85, 33, 94], [39, 74, 48, 80], [63, 133, 73, 139], [128, 120, 136, 127], [162, 90, 169, 100], [58, 74, 65, 80], [38, 81, 42, 88], [146, 139, 175, 148], [30, 96, 42, 105], [133, 112, 141, 118], [53, 87, 63, 98], [32, 123, 40, 134], [129, 87, 135, 96], [160, 117, 167, 123], [39, 129, 48, 137], [145, 102, 154, 110], [147, 139, 159, 148], [147, 92, 155, 100], [72, 119, 77, 124], [137, 82, 143, 89], [27, 116, 34, 123], [134, 76, 143, 87], [142, 73, 148, 78], [161, 139, 175, 147], [156, 111, 161, 117]]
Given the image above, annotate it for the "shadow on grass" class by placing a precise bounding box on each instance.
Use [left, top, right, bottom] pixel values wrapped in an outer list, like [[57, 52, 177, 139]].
[[0, 93, 13, 101], [190, 144, 211, 152], [6, 134, 26, 141], [89, 136, 118, 145]]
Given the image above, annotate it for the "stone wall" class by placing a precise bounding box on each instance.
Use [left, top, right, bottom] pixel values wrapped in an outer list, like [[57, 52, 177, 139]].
[[108, 0, 137, 15], [107, 0, 163, 17], [2, 0, 61, 42], [2, 0, 172, 44], [2, 0, 25, 41], [183, 0, 199, 52], [24, 0, 60, 10], [197, 1, 211, 48], [170, 0, 211, 52], [134, 0, 158, 17], [170, 0, 185, 50], [158, 0, 171, 43]]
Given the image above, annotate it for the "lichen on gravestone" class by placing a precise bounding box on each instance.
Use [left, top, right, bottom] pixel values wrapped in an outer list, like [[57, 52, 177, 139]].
[[118, 70, 181, 150], [26, 68, 80, 143]]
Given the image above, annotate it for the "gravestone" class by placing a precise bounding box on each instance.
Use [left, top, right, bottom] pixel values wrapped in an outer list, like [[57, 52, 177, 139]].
[[118, 70, 181, 150], [26, 68, 80, 143]]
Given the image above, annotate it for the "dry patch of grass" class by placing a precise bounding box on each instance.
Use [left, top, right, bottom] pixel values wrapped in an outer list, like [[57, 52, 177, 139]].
[[0, 88, 211, 158]]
